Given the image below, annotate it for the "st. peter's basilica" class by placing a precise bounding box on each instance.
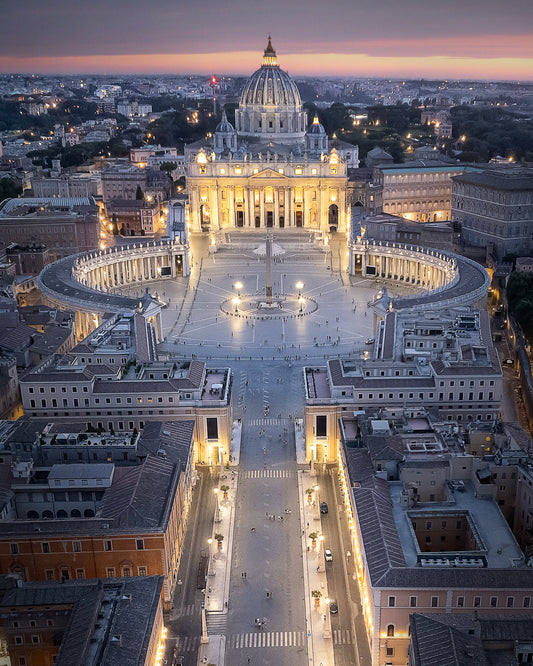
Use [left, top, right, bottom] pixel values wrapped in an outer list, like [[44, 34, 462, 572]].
[[185, 38, 359, 235]]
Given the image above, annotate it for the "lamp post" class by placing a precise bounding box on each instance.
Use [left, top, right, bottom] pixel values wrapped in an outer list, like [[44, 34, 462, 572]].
[[232, 296, 240, 313], [234, 281, 243, 297], [299, 296, 305, 313], [214, 487, 221, 522], [296, 281, 304, 297]]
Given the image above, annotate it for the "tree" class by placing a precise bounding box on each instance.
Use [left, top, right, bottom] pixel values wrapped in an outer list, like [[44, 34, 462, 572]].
[[160, 161, 177, 180], [0, 177, 22, 203]]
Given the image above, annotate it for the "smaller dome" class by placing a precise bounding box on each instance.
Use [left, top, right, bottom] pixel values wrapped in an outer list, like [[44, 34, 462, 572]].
[[216, 110, 234, 134], [307, 115, 325, 135]]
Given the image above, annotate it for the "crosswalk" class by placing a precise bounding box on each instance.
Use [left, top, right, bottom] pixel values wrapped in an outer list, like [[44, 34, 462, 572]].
[[206, 612, 227, 633], [170, 628, 352, 652], [247, 418, 290, 426], [244, 469, 296, 479], [228, 631, 306, 648]]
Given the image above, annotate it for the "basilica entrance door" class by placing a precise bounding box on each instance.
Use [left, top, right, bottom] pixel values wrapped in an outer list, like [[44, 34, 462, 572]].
[[279, 215, 285, 228], [295, 211, 303, 227], [266, 211, 273, 227], [328, 204, 338, 232], [255, 216, 260, 228], [236, 211, 244, 227]]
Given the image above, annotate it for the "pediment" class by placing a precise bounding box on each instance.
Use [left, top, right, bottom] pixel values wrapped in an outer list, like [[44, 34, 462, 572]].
[[250, 168, 288, 179]]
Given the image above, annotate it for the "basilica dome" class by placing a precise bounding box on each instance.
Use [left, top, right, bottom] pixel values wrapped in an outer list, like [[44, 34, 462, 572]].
[[239, 38, 302, 109], [234, 38, 307, 145]]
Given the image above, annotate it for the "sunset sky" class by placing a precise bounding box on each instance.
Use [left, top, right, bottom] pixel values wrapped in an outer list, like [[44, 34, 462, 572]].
[[2, 0, 533, 80]]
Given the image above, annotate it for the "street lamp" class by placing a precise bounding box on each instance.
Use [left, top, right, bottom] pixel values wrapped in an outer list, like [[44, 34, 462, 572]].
[[296, 281, 304, 297], [232, 296, 240, 313], [214, 488, 221, 522], [234, 281, 243, 297], [299, 296, 305, 313]]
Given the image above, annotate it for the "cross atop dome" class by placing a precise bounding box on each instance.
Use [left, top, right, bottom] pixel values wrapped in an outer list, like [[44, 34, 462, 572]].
[[262, 35, 278, 67]]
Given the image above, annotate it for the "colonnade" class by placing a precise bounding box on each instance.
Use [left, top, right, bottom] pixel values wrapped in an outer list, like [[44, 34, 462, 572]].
[[349, 239, 458, 291], [73, 240, 189, 293]]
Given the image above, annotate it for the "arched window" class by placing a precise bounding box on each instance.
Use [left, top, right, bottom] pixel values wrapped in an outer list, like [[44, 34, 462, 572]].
[[42, 510, 53, 519], [57, 510, 68, 518], [27, 511, 39, 520], [71, 509, 81, 518], [387, 624, 395, 637], [84, 509, 95, 518]]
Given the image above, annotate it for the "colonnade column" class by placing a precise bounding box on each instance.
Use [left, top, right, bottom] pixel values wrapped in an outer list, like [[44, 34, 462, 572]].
[[259, 189, 265, 228]]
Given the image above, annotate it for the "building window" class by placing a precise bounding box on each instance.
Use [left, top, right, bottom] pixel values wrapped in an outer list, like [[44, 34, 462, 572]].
[[388, 596, 395, 607], [136, 539, 144, 550], [206, 417, 218, 440], [316, 415, 327, 438], [474, 596, 481, 607], [73, 541, 81, 553], [386, 647, 394, 656], [14, 636, 23, 645], [76, 569, 85, 579], [507, 597, 514, 608], [10, 543, 18, 555], [523, 597, 531, 608], [457, 596, 464, 607], [104, 540, 112, 551], [387, 624, 395, 637], [490, 597, 498, 608], [31, 635, 40, 644], [409, 596, 417, 607], [42, 542, 50, 553], [46, 570, 54, 581], [106, 567, 115, 577], [431, 596, 439, 607]]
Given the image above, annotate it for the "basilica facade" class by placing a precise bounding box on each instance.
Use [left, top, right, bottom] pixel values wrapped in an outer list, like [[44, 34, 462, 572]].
[[185, 39, 358, 234]]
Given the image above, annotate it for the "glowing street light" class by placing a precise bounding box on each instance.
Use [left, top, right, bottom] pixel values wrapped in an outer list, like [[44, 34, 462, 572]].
[[234, 281, 243, 297], [232, 296, 240, 313], [296, 281, 304, 297]]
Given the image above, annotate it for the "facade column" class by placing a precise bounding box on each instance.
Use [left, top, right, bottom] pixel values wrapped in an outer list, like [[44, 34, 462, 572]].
[[259, 189, 265, 228], [229, 187, 235, 228], [274, 188, 279, 227], [288, 188, 293, 227]]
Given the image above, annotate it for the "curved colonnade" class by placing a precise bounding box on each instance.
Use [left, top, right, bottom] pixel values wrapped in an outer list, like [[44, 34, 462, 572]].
[[349, 239, 490, 310], [38, 239, 190, 341]]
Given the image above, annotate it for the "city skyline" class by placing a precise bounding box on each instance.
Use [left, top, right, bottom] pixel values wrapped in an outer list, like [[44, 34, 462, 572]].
[[2, 0, 533, 80]]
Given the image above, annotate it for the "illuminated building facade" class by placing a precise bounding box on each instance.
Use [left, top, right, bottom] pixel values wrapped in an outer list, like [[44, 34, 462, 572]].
[[186, 39, 357, 234]]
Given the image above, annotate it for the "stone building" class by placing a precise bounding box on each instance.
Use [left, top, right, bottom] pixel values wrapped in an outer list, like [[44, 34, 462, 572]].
[[0, 419, 196, 608], [373, 161, 470, 222], [0, 575, 165, 666], [304, 308, 501, 463], [0, 197, 99, 262], [452, 166, 533, 259]]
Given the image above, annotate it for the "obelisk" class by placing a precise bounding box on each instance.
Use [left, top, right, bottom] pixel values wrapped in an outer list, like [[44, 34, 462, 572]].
[[265, 234, 273, 305]]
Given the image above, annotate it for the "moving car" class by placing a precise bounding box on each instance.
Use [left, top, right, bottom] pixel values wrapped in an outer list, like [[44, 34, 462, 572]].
[[320, 501, 328, 514], [324, 549, 333, 562], [365, 337, 375, 345], [329, 600, 338, 614]]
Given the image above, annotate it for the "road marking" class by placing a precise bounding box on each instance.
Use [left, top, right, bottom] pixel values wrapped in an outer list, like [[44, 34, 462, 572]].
[[229, 630, 305, 648], [248, 418, 289, 426], [172, 635, 200, 652], [333, 628, 353, 644], [244, 469, 296, 479]]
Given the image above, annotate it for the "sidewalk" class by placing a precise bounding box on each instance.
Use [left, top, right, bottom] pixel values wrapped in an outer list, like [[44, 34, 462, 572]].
[[197, 422, 241, 666], [298, 469, 335, 666]]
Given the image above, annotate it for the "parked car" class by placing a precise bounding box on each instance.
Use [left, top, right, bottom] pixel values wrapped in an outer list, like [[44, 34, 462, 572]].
[[320, 502, 328, 514], [324, 549, 333, 562], [329, 600, 338, 614]]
